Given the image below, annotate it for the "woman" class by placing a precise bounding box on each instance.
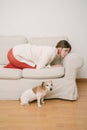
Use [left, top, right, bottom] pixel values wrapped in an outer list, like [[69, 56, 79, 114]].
[[4, 40, 72, 69]]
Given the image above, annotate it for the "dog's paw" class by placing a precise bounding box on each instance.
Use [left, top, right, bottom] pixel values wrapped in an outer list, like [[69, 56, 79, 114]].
[[20, 102, 25, 105], [20, 102, 29, 106], [42, 101, 45, 104], [38, 105, 42, 108]]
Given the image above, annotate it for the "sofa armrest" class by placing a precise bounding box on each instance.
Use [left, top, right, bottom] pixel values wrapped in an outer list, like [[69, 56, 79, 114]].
[[63, 53, 84, 79]]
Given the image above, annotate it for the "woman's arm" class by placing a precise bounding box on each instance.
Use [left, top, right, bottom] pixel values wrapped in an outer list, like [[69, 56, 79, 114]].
[[45, 64, 63, 68]]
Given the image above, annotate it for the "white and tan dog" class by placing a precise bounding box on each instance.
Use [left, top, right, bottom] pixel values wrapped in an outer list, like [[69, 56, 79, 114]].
[[20, 80, 53, 108]]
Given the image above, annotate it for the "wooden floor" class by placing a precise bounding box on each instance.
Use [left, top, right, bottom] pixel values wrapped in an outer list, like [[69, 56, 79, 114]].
[[0, 81, 87, 130]]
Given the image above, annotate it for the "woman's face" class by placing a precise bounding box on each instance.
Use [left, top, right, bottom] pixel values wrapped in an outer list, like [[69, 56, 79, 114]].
[[57, 48, 70, 58]]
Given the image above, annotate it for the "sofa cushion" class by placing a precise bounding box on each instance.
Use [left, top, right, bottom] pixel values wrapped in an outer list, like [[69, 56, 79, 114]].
[[0, 65, 22, 79], [0, 36, 28, 65], [22, 67, 64, 79]]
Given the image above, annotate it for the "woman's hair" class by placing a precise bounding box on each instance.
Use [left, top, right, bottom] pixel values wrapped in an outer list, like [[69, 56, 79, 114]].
[[56, 40, 72, 52]]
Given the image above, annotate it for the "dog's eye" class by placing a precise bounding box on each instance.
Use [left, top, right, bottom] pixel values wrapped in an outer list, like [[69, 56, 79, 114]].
[[51, 84, 53, 86], [46, 85, 49, 86]]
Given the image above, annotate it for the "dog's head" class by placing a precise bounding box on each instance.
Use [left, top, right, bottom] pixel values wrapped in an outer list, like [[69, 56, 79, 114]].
[[41, 80, 53, 91]]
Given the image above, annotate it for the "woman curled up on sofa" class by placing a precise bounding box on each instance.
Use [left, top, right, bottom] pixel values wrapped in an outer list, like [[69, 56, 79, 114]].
[[4, 40, 72, 69]]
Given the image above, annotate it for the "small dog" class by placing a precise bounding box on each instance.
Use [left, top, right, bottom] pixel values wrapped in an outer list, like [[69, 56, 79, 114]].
[[20, 80, 53, 108]]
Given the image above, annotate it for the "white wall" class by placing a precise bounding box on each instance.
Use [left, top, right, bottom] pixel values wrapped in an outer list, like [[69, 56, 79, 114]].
[[0, 0, 87, 78]]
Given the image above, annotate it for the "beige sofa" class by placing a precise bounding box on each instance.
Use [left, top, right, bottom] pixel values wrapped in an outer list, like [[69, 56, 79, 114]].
[[0, 36, 83, 100]]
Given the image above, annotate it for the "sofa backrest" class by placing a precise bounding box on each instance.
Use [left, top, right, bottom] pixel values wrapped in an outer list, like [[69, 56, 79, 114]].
[[28, 36, 69, 46], [0, 36, 28, 64]]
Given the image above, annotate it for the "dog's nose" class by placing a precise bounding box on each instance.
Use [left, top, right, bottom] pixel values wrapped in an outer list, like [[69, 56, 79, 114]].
[[50, 88, 52, 91]]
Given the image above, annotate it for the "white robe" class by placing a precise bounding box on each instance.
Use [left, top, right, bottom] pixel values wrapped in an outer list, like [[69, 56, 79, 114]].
[[13, 44, 56, 69]]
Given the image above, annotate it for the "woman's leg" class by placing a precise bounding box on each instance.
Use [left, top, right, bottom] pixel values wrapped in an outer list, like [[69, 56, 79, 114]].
[[4, 48, 36, 69]]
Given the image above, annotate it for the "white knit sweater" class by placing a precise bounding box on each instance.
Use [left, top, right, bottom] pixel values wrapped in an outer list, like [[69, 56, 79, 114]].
[[13, 44, 56, 69]]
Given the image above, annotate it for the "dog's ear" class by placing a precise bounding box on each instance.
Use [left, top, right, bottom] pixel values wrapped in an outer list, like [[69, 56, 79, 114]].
[[41, 82, 46, 90], [41, 82, 45, 87]]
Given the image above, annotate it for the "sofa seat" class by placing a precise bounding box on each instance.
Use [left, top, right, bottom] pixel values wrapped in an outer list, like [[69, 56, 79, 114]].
[[23, 66, 64, 79], [0, 65, 22, 79], [0, 65, 64, 79]]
